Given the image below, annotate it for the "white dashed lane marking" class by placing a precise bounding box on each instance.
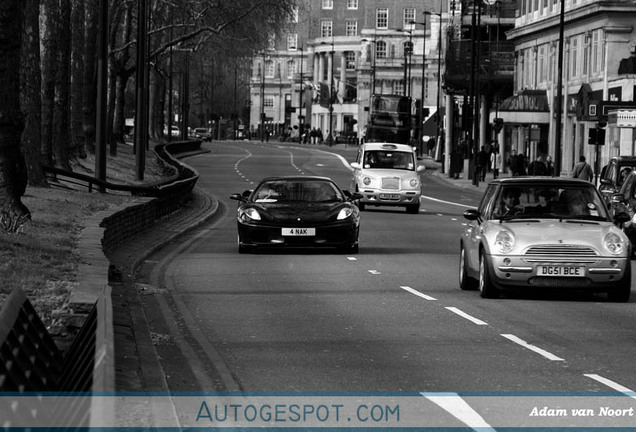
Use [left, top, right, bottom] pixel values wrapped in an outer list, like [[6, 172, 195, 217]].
[[585, 374, 636, 399], [501, 334, 564, 361], [400, 286, 437, 301], [368, 270, 381, 275], [445, 307, 488, 326]]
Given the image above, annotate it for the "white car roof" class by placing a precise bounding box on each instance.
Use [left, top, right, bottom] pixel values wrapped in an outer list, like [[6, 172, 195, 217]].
[[362, 142, 415, 152]]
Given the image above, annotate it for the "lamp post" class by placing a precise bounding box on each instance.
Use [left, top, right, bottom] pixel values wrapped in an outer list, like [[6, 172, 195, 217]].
[[554, 0, 566, 177], [321, 38, 335, 146], [410, 17, 428, 157], [396, 28, 414, 99], [298, 46, 304, 143], [424, 10, 443, 168]]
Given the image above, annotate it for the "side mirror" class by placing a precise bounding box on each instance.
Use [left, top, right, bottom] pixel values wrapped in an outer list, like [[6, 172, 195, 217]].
[[416, 165, 425, 173], [350, 162, 361, 170], [614, 212, 631, 224], [600, 179, 612, 186], [351, 192, 363, 201], [463, 209, 481, 221], [612, 193, 626, 204], [229, 193, 243, 201]]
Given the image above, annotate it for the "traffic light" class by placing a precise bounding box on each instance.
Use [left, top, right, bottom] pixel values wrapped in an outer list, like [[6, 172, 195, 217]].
[[493, 118, 504, 134]]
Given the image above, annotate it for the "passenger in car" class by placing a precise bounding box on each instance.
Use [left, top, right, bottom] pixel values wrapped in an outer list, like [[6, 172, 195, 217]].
[[495, 188, 522, 217]]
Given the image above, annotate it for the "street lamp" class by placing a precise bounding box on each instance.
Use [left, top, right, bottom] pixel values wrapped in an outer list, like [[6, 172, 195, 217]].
[[321, 38, 335, 146], [298, 46, 304, 143], [395, 28, 413, 99], [410, 18, 428, 157], [424, 10, 443, 167]]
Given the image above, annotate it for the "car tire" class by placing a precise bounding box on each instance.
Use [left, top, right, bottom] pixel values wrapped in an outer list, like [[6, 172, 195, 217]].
[[608, 263, 631, 302], [406, 203, 419, 214], [459, 245, 477, 290], [479, 252, 499, 298]]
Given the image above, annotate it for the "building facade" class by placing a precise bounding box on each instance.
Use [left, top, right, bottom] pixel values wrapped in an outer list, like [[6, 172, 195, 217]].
[[504, 0, 636, 177], [249, 0, 446, 145]]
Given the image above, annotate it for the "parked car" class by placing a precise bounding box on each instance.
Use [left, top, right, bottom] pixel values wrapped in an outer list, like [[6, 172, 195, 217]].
[[608, 170, 636, 253], [598, 156, 636, 209], [460, 177, 631, 301], [193, 128, 212, 141], [230, 176, 361, 254], [349, 142, 424, 214]]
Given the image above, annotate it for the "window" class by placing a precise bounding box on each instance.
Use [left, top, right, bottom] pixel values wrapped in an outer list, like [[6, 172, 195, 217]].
[[376, 8, 388, 29], [570, 36, 579, 78], [345, 20, 358, 36], [582, 34, 589, 76], [264, 96, 274, 109], [591, 30, 601, 74], [321, 21, 333, 38], [287, 34, 297, 51], [287, 60, 296, 78], [376, 40, 387, 58], [345, 51, 356, 70], [538, 45, 546, 83], [394, 80, 405, 95], [322, 0, 333, 9], [292, 7, 299, 23], [347, 0, 358, 9], [265, 60, 275, 78], [403, 8, 415, 28]]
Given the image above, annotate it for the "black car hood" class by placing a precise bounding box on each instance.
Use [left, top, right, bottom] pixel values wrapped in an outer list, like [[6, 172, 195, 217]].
[[249, 202, 348, 223]]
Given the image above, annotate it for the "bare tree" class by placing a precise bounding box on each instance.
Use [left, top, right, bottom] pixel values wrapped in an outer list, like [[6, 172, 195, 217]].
[[0, 0, 30, 232], [70, 0, 87, 159], [21, 0, 47, 186]]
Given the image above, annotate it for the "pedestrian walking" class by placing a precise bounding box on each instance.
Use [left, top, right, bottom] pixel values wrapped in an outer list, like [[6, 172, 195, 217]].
[[490, 149, 501, 179], [527, 155, 547, 176], [545, 155, 555, 176], [507, 149, 519, 176], [477, 146, 489, 181], [515, 153, 527, 176], [571, 155, 594, 182]]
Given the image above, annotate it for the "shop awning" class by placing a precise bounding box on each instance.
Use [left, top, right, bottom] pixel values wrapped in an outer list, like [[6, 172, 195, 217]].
[[493, 89, 550, 124]]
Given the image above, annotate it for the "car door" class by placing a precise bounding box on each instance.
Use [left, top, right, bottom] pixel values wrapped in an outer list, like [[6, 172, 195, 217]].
[[466, 184, 498, 270]]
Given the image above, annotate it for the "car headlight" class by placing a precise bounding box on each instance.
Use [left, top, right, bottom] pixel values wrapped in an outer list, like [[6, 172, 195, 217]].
[[409, 178, 419, 188], [337, 207, 354, 220], [240, 207, 261, 221], [604, 232, 625, 255], [362, 177, 371, 186], [494, 230, 515, 254]]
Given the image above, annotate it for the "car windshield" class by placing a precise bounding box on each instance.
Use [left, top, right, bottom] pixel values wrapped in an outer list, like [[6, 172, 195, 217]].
[[490, 184, 610, 221], [252, 180, 343, 203], [363, 150, 415, 170]]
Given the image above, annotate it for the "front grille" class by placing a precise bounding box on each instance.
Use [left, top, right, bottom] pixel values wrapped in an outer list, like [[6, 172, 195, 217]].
[[529, 277, 592, 287], [382, 177, 400, 190], [525, 244, 598, 257]]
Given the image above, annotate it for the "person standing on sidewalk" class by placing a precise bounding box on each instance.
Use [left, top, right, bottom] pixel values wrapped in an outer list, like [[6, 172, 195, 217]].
[[571, 155, 594, 182], [490, 149, 501, 179], [528, 155, 547, 176], [477, 146, 489, 182]]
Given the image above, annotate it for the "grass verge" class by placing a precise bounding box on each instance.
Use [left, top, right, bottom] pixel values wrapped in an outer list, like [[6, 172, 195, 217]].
[[0, 143, 167, 334]]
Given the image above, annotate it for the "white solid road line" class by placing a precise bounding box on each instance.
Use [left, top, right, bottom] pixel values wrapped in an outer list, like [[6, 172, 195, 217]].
[[445, 307, 488, 325], [368, 269, 381, 275], [584, 374, 636, 399], [422, 393, 496, 431], [400, 286, 437, 301], [501, 334, 565, 361]]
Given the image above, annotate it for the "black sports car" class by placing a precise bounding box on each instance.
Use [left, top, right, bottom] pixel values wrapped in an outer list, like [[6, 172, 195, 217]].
[[230, 176, 361, 254]]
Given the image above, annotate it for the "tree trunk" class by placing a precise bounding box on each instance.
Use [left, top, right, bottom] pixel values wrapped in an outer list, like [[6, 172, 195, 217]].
[[83, 0, 98, 155], [40, 0, 59, 166], [53, 0, 72, 169], [70, 0, 86, 159], [0, 0, 30, 233], [21, 0, 47, 186]]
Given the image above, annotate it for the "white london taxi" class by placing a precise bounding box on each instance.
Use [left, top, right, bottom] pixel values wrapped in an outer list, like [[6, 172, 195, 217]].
[[349, 142, 424, 214]]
